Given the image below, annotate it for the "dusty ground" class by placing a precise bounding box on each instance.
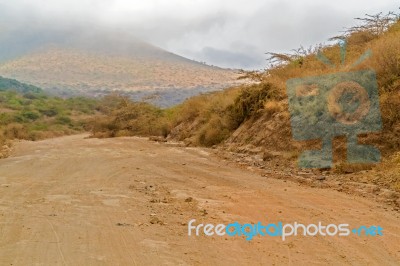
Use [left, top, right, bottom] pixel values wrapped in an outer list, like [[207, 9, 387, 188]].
[[0, 135, 399, 265]]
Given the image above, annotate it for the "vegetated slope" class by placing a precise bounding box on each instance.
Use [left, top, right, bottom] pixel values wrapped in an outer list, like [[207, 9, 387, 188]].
[[0, 77, 99, 156], [89, 12, 400, 192], [0, 76, 43, 94], [170, 13, 400, 191], [0, 31, 240, 106], [168, 14, 400, 153], [223, 16, 400, 157]]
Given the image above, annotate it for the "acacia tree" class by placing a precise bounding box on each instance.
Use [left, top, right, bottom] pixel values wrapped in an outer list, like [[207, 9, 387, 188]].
[[350, 11, 400, 36], [329, 9, 400, 41]]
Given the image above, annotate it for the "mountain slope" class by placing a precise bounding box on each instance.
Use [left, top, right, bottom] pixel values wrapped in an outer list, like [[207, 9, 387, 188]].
[[0, 76, 43, 94], [0, 30, 240, 106], [0, 46, 237, 92]]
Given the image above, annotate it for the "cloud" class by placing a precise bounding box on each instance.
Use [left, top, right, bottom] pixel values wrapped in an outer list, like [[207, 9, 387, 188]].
[[0, 0, 398, 69], [197, 46, 264, 69]]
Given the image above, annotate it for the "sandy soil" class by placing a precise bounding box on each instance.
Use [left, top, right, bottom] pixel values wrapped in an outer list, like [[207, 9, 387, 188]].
[[0, 135, 399, 265]]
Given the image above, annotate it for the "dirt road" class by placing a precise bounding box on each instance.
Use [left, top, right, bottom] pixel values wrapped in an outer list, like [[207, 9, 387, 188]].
[[0, 135, 399, 265]]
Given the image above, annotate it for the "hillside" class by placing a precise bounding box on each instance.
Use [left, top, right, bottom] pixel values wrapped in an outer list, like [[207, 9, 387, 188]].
[[89, 13, 400, 195], [0, 76, 43, 94], [0, 78, 99, 156], [0, 32, 240, 107]]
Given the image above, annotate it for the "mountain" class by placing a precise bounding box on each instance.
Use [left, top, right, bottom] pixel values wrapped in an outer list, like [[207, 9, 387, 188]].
[[0, 76, 43, 94], [0, 29, 240, 107]]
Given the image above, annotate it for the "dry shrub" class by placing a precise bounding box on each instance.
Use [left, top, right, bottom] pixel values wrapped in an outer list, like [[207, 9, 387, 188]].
[[370, 32, 400, 93], [1, 123, 30, 140], [347, 31, 377, 46], [197, 115, 231, 146], [173, 96, 206, 123], [90, 97, 171, 138], [173, 88, 240, 124], [168, 88, 240, 146], [264, 100, 285, 118], [170, 83, 283, 147], [380, 92, 400, 129], [227, 82, 282, 129], [254, 17, 400, 164], [90, 115, 118, 137]]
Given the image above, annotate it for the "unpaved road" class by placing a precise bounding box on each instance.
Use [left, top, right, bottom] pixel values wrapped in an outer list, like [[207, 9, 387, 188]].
[[0, 135, 399, 265]]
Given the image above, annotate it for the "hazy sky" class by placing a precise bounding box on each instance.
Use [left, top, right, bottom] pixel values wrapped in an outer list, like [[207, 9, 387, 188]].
[[0, 0, 398, 69]]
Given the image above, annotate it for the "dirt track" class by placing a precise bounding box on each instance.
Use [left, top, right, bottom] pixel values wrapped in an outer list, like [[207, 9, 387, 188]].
[[0, 135, 399, 265]]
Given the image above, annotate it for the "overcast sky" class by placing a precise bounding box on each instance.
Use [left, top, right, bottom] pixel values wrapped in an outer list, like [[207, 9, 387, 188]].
[[0, 0, 398, 69]]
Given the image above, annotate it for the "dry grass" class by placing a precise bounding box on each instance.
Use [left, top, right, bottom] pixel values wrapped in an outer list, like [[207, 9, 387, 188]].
[[167, 88, 241, 146], [89, 15, 400, 175], [230, 19, 400, 156]]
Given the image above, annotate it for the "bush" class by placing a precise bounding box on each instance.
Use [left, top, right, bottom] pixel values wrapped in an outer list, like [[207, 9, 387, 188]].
[[22, 111, 40, 121], [227, 82, 281, 129], [39, 107, 59, 117], [90, 96, 172, 138], [1, 123, 29, 140], [370, 32, 400, 93], [0, 89, 100, 145], [56, 116, 72, 125], [197, 115, 230, 146]]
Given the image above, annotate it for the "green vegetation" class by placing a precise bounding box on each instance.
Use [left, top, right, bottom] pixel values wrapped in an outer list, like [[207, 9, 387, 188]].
[[0, 76, 98, 148], [0, 76, 43, 94]]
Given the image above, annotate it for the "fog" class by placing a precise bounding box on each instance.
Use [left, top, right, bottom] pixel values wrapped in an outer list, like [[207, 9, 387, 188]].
[[0, 0, 398, 69]]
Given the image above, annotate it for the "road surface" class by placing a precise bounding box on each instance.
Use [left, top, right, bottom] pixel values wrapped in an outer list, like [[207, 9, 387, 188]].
[[0, 135, 399, 265]]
